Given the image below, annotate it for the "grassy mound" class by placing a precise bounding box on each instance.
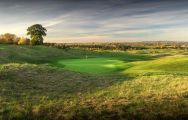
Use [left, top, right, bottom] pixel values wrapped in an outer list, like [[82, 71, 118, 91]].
[[124, 55, 188, 75]]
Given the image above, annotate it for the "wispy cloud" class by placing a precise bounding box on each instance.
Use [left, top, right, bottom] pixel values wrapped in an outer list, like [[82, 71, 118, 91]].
[[0, 0, 188, 42]]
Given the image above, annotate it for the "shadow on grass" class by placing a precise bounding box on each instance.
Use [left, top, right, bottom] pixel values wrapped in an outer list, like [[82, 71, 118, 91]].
[[0, 63, 133, 100], [2, 95, 188, 120], [1, 63, 188, 120]]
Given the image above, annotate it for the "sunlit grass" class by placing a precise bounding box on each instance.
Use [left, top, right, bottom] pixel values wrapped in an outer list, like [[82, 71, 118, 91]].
[[124, 55, 188, 74], [0, 44, 187, 119]]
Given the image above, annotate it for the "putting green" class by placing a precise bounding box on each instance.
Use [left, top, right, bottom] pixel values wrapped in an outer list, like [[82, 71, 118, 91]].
[[56, 58, 125, 74]]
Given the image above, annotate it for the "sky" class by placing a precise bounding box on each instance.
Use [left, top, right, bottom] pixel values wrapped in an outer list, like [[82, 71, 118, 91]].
[[0, 0, 188, 43]]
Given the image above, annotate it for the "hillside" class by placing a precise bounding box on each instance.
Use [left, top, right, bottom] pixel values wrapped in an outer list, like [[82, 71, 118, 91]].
[[0, 44, 188, 120]]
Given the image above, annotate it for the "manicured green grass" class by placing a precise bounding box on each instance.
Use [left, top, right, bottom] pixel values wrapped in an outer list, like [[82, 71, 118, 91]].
[[123, 55, 188, 75], [0, 44, 188, 120], [55, 53, 188, 75], [56, 58, 125, 74]]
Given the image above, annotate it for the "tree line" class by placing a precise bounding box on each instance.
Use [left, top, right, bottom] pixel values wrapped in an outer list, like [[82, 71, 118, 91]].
[[0, 33, 29, 45], [45, 42, 188, 51], [0, 24, 47, 45]]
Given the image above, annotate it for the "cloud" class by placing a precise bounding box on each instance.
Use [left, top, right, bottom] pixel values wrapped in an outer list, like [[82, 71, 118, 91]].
[[0, 0, 188, 42]]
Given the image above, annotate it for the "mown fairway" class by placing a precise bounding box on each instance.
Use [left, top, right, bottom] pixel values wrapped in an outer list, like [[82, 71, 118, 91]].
[[56, 55, 188, 75], [0, 44, 188, 120]]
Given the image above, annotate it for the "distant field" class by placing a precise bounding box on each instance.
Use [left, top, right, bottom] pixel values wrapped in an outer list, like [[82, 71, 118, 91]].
[[0, 44, 188, 120]]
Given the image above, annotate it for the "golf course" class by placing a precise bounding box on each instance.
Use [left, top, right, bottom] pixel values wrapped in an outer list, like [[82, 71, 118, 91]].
[[1, 0, 188, 119], [0, 44, 188, 120]]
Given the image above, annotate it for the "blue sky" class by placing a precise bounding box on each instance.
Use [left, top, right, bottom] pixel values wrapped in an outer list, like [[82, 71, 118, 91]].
[[0, 0, 188, 43]]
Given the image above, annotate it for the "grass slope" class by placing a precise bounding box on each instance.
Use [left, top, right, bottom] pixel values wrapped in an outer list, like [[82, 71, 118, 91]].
[[123, 55, 188, 75], [0, 44, 188, 120]]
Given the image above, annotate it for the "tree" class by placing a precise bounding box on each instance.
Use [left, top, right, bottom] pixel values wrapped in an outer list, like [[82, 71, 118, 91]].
[[0, 33, 18, 44], [27, 24, 47, 45]]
